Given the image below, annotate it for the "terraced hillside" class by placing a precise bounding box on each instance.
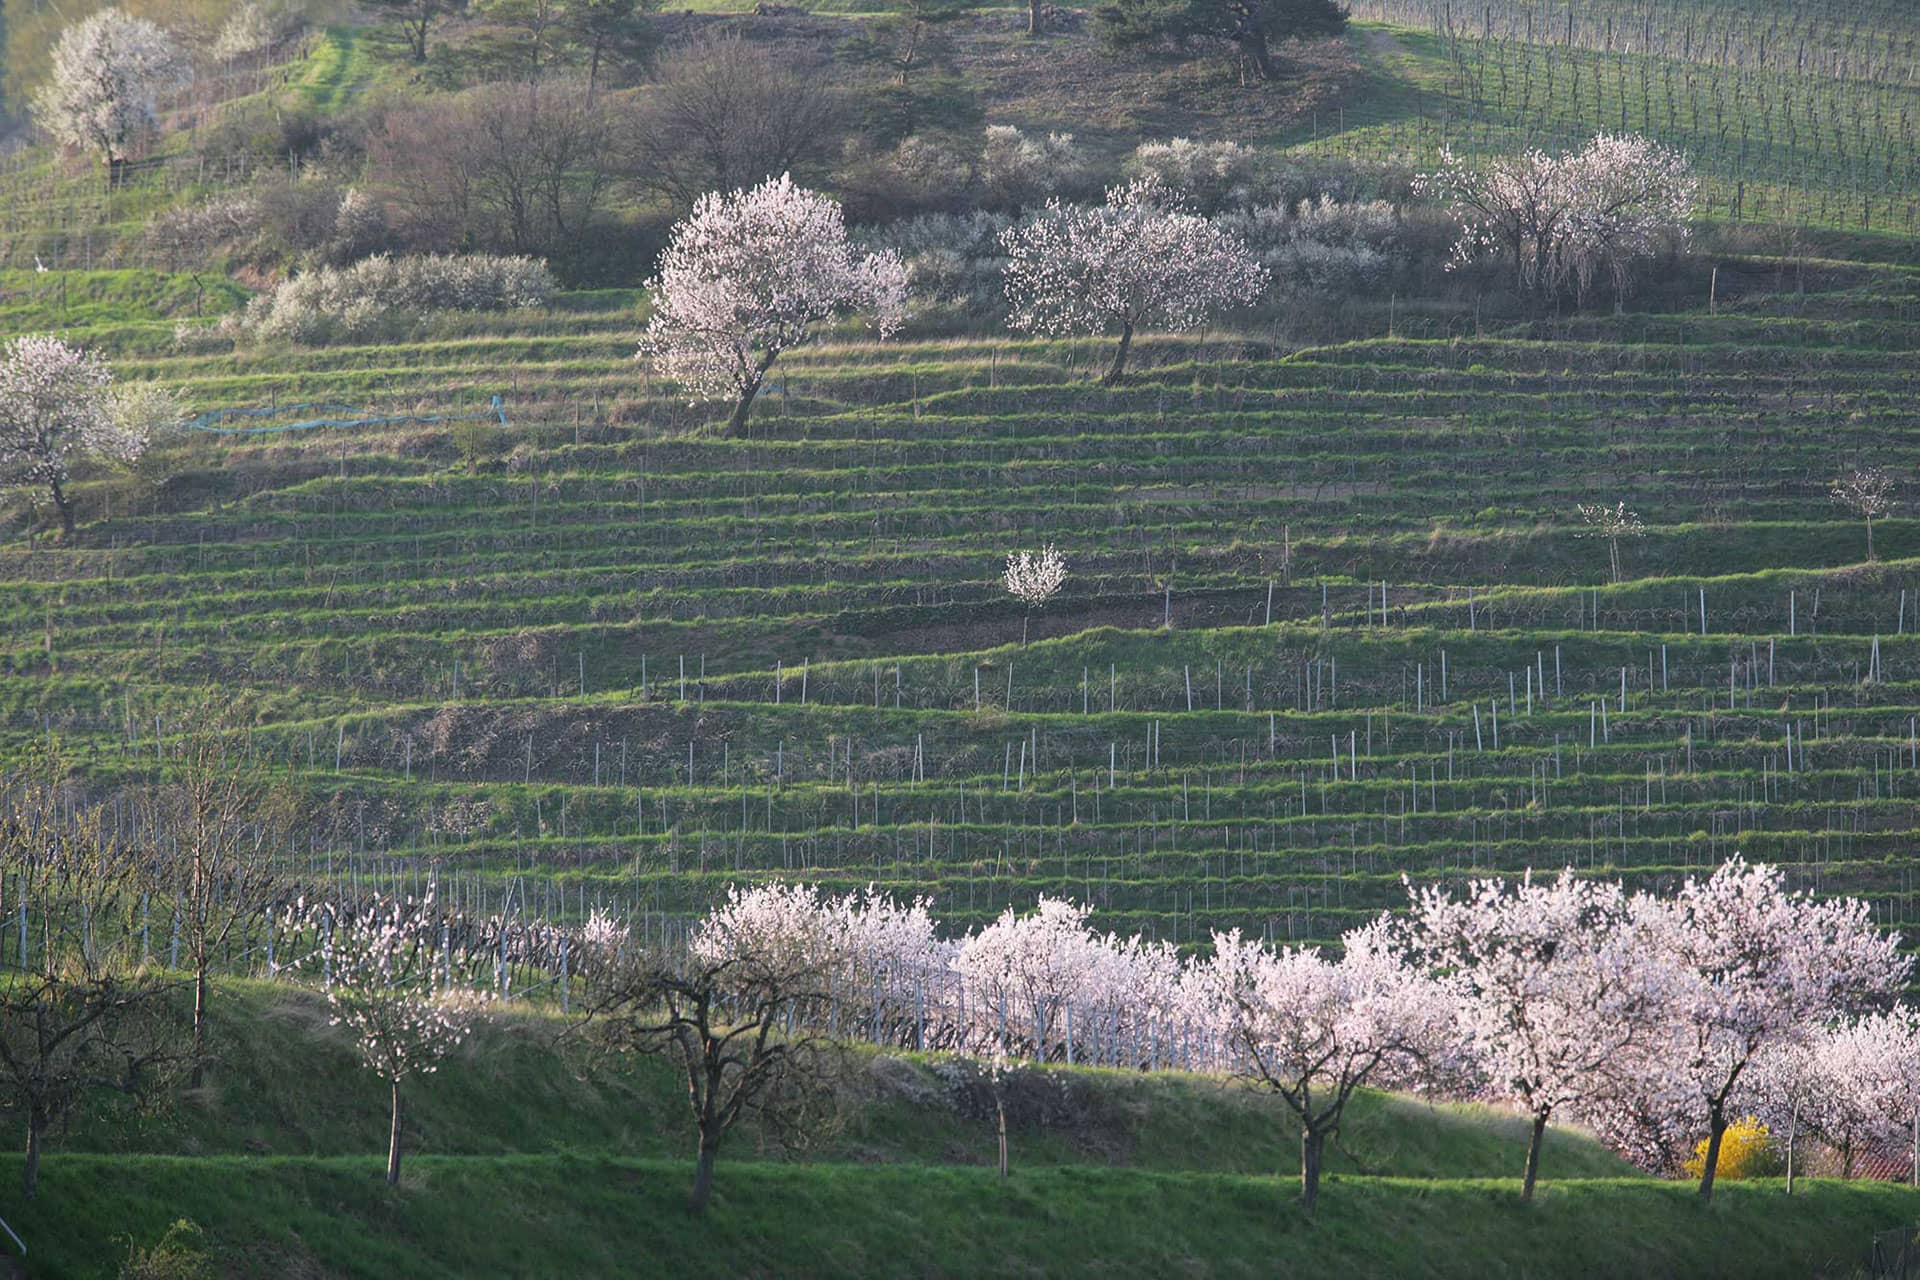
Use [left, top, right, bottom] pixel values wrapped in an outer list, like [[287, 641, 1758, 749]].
[[1, 238, 1915, 955]]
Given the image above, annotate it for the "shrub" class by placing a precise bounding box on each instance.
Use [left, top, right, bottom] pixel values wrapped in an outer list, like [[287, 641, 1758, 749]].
[[1215, 195, 1399, 295], [1125, 137, 1266, 213], [1682, 1116, 1781, 1181], [225, 253, 555, 344], [979, 126, 1091, 211], [838, 134, 978, 223], [861, 211, 1013, 309], [120, 1218, 215, 1280]]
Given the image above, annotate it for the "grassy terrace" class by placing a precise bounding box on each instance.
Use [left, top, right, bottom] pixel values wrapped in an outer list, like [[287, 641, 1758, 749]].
[[0, 245, 1915, 951]]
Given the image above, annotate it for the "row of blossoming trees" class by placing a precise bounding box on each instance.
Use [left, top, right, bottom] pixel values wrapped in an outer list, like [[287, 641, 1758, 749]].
[[258, 854, 1913, 1216], [637, 136, 1699, 434]]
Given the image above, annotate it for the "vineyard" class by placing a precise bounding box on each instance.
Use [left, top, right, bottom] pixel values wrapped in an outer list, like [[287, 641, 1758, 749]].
[[2, 237, 1916, 966]]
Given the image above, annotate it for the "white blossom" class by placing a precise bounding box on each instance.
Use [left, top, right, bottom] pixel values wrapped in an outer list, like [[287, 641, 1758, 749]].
[[1003, 543, 1067, 608], [639, 174, 908, 434], [1000, 178, 1268, 383], [33, 10, 190, 172]]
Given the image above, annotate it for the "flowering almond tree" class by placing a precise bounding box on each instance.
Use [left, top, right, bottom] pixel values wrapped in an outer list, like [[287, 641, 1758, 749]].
[[33, 10, 190, 186], [299, 895, 487, 1186], [639, 175, 908, 436], [1632, 857, 1908, 1203], [1399, 871, 1668, 1199], [1003, 543, 1067, 644], [952, 896, 1105, 1057], [1190, 921, 1452, 1212], [1575, 500, 1645, 584], [1831, 467, 1895, 560], [1001, 178, 1267, 384], [0, 335, 147, 540], [1417, 134, 1695, 304], [580, 882, 850, 1214]]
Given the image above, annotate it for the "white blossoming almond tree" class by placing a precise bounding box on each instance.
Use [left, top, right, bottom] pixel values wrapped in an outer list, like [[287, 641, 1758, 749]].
[[1000, 178, 1268, 385], [1832, 467, 1895, 561], [1190, 921, 1453, 1212], [299, 895, 487, 1187], [1417, 134, 1695, 304], [0, 335, 148, 541], [33, 10, 190, 186], [1399, 871, 1669, 1200], [639, 174, 908, 436], [1003, 543, 1066, 643], [1575, 500, 1645, 584], [1630, 857, 1908, 1203]]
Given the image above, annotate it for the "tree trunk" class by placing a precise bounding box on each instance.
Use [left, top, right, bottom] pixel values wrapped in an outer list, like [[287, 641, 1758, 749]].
[[997, 1096, 1009, 1182], [1521, 1111, 1548, 1201], [1300, 1126, 1324, 1212], [22, 1112, 43, 1201], [1236, 31, 1275, 80], [1784, 1103, 1797, 1196], [190, 967, 209, 1089], [689, 1139, 718, 1214], [1867, 516, 1875, 560], [386, 1079, 403, 1186], [1027, 0, 1042, 36], [1696, 1107, 1727, 1203], [1101, 324, 1134, 386], [48, 478, 75, 542]]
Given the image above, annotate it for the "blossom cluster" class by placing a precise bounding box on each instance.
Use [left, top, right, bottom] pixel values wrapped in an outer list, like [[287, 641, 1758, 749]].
[[614, 857, 1908, 1178]]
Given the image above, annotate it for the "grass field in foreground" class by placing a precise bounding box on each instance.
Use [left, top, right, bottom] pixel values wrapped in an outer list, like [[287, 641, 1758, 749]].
[[7, 1155, 1916, 1279]]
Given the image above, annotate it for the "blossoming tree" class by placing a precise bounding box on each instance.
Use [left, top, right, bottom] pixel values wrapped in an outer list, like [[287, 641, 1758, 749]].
[[33, 10, 190, 185], [1000, 178, 1267, 384], [301, 893, 488, 1186], [639, 175, 908, 436], [1417, 134, 1695, 304], [1631, 857, 1908, 1203], [1190, 921, 1452, 1211], [0, 335, 150, 541], [1399, 871, 1668, 1199], [580, 882, 850, 1213]]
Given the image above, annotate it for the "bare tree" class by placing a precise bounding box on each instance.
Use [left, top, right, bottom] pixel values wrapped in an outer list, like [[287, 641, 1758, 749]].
[[0, 762, 180, 1200], [146, 700, 294, 1089], [630, 34, 842, 210], [1832, 467, 1895, 561], [1575, 501, 1646, 584], [365, 0, 459, 62], [578, 885, 848, 1213], [371, 81, 626, 259]]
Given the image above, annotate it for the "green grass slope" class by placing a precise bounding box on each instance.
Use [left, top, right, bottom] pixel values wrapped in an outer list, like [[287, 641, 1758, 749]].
[[8, 1156, 1917, 1279]]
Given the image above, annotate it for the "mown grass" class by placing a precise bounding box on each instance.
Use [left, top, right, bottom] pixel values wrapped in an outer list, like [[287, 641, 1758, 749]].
[[6, 1155, 1915, 1279]]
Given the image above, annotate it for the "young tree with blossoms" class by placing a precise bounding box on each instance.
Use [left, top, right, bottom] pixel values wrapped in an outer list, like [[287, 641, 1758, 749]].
[[1812, 1011, 1920, 1184], [1000, 178, 1267, 385], [33, 10, 190, 186], [1575, 500, 1645, 584], [1398, 871, 1669, 1200], [638, 175, 907, 436], [1417, 134, 1695, 304], [1003, 543, 1067, 645], [1831, 467, 1895, 561], [0, 335, 148, 541], [1190, 921, 1453, 1212], [1630, 857, 1908, 1204], [298, 893, 487, 1187], [578, 882, 850, 1214]]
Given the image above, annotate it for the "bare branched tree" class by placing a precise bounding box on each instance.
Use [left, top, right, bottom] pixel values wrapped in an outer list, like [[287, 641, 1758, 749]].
[[630, 34, 842, 210], [0, 760, 180, 1199], [578, 887, 849, 1214], [1832, 467, 1895, 561], [146, 700, 295, 1089]]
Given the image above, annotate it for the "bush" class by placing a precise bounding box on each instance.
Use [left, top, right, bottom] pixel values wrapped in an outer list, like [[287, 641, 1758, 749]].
[[979, 126, 1093, 211], [1125, 138, 1267, 213], [120, 1218, 215, 1280], [1216, 195, 1399, 296], [861, 210, 1013, 309], [838, 134, 979, 223], [1682, 1116, 1781, 1181], [225, 253, 555, 344]]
